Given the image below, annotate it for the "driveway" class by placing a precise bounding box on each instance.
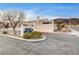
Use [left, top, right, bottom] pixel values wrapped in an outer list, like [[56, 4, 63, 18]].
[[0, 33, 79, 55]]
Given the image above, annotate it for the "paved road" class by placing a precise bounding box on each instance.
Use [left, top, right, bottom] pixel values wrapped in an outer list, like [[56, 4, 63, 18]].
[[71, 27, 79, 32], [0, 33, 79, 55]]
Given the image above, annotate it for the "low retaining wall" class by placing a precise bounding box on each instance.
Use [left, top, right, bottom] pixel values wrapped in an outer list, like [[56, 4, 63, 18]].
[[33, 24, 54, 32], [0, 34, 46, 42]]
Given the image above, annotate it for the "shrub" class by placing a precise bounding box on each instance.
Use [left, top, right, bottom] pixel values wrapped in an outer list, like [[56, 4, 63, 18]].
[[62, 28, 71, 32], [2, 31, 8, 34], [23, 31, 42, 39], [63, 30, 71, 32]]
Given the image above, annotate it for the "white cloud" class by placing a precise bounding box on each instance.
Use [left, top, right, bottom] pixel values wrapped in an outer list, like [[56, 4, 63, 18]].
[[0, 9, 63, 21], [24, 9, 62, 21], [24, 9, 38, 21], [39, 15, 62, 20], [0, 10, 4, 21]]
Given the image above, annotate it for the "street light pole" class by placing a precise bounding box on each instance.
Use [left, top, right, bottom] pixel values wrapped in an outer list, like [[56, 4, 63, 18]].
[[69, 19, 71, 29]]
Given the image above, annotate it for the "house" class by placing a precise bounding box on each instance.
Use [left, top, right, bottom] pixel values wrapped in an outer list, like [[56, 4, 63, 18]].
[[21, 18, 55, 35]]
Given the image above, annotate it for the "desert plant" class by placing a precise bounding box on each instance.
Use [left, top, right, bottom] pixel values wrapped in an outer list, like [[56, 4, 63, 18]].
[[62, 29, 71, 32], [23, 31, 42, 39]]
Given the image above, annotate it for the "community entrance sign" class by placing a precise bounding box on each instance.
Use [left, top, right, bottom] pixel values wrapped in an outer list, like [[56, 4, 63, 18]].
[[21, 24, 33, 37], [24, 28, 33, 33]]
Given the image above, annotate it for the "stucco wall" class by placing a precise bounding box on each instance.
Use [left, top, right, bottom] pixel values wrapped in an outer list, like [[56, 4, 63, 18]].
[[33, 24, 54, 32]]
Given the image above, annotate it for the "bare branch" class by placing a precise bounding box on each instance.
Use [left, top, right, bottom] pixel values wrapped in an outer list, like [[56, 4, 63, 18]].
[[2, 10, 25, 35]]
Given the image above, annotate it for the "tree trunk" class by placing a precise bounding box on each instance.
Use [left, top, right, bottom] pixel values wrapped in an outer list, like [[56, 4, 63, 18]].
[[13, 28, 17, 35]]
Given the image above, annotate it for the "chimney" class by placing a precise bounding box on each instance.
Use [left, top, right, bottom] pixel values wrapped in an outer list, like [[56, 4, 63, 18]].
[[36, 16, 40, 24]]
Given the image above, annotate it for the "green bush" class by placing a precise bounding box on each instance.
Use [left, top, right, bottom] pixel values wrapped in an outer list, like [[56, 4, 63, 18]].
[[23, 31, 42, 39], [62, 29, 71, 32]]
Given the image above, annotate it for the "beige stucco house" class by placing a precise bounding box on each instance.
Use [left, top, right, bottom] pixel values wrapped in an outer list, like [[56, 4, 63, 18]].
[[21, 19, 55, 33]]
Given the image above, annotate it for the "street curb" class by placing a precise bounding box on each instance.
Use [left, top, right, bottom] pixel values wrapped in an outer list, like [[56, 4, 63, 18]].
[[0, 34, 46, 42], [68, 29, 79, 37]]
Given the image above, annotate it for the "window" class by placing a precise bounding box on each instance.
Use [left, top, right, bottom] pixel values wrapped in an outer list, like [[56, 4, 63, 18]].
[[23, 24, 28, 26], [42, 22, 52, 24]]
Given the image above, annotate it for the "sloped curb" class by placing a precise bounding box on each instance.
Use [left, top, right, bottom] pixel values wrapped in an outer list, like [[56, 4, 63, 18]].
[[69, 29, 79, 37], [0, 34, 46, 42]]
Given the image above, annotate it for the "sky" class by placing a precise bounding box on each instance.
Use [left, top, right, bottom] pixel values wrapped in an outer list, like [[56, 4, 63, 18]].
[[0, 3, 79, 20]]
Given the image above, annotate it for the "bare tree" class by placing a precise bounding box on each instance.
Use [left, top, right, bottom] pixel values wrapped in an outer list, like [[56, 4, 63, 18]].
[[2, 10, 25, 35], [2, 22, 9, 29]]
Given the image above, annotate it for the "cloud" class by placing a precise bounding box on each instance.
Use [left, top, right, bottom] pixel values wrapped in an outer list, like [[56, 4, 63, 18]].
[[24, 7, 74, 21], [0, 10, 4, 21], [24, 9, 38, 21], [39, 15, 61, 20], [24, 9, 62, 21], [0, 8, 65, 21], [31, 6, 75, 11]]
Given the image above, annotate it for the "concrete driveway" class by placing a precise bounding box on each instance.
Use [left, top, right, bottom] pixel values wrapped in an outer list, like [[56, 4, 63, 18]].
[[0, 33, 79, 55]]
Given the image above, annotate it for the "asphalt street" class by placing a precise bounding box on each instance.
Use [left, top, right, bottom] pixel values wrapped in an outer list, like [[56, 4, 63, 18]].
[[0, 33, 79, 55]]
